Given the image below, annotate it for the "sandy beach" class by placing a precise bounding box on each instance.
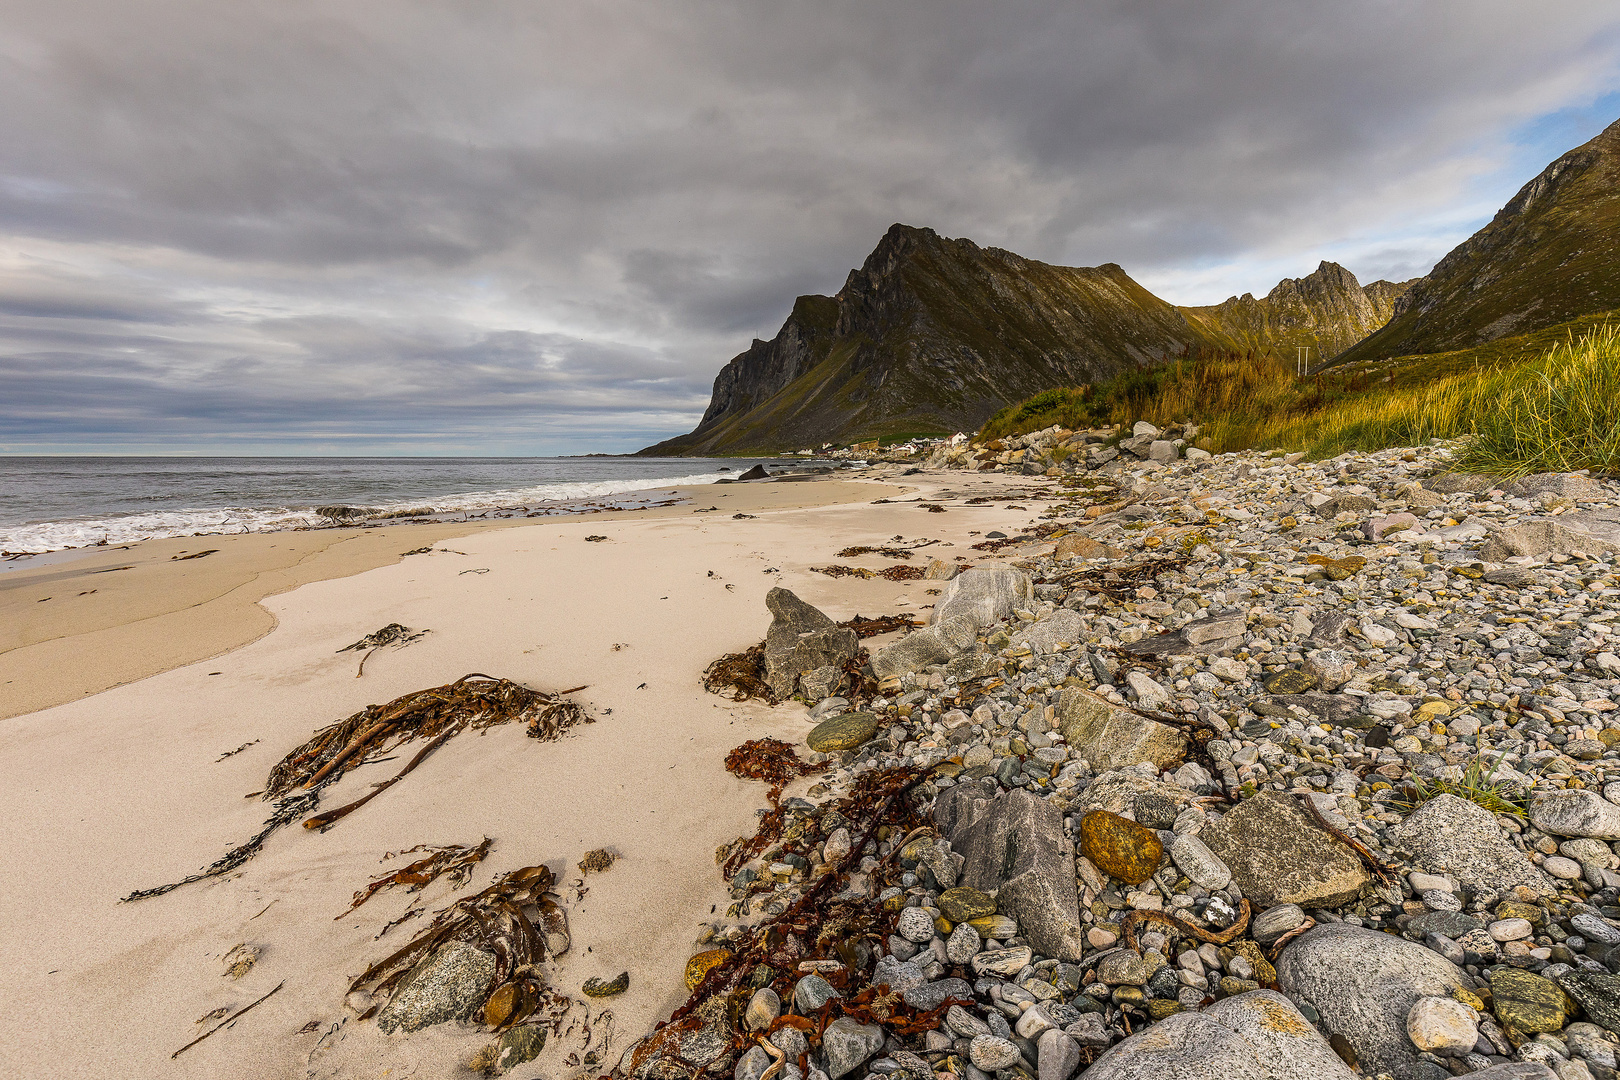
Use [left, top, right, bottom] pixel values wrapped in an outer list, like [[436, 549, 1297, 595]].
[[0, 476, 884, 721], [0, 468, 1061, 1080]]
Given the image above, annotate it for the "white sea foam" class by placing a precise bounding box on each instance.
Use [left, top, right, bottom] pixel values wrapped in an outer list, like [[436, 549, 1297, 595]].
[[0, 471, 730, 554]]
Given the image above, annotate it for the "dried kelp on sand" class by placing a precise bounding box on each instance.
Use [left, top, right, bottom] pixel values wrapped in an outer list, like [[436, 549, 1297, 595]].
[[266, 673, 590, 799], [350, 863, 572, 1033], [124, 676, 590, 900]]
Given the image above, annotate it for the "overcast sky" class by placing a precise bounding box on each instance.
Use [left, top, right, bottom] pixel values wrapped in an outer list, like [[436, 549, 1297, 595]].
[[2, 1, 1619, 455]]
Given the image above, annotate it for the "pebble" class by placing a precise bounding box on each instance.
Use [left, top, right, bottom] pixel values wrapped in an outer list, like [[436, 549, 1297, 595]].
[[971, 946, 1033, 977], [1573, 912, 1620, 945], [968, 1034, 1022, 1071], [947, 1003, 990, 1038], [1490, 967, 1573, 1033], [794, 974, 840, 1012], [1544, 856, 1585, 880], [1169, 832, 1231, 890], [946, 922, 981, 963], [1406, 995, 1480, 1054], [938, 887, 996, 922], [806, 712, 879, 753], [1096, 951, 1147, 986], [745, 988, 780, 1031], [895, 906, 935, 943], [1078, 810, 1163, 885], [1250, 903, 1306, 944]]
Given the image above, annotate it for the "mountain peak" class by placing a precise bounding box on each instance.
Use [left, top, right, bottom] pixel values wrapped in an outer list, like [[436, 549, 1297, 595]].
[[1334, 113, 1620, 366], [642, 224, 1412, 455]]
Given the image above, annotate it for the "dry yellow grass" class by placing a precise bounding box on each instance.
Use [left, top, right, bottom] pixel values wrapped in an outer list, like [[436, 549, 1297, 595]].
[[981, 323, 1620, 475]]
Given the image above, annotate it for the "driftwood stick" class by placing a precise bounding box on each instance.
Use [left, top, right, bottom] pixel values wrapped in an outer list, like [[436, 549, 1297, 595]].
[[171, 980, 284, 1058]]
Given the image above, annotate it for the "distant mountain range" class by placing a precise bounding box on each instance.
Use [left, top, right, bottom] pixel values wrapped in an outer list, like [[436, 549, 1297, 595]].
[[644, 116, 1620, 456]]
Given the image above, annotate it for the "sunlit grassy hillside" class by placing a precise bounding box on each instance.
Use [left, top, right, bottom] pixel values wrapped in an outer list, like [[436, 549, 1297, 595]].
[[979, 314, 1620, 477]]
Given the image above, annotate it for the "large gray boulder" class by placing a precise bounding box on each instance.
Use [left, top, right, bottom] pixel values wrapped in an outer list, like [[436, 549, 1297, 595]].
[[762, 587, 858, 698], [872, 615, 979, 680], [1481, 518, 1620, 562], [1504, 473, 1606, 500], [1530, 789, 1620, 839], [1010, 609, 1088, 654], [1276, 924, 1468, 1080], [376, 940, 497, 1034], [932, 567, 1034, 629], [1199, 790, 1369, 908], [1055, 686, 1186, 771], [1387, 793, 1553, 896], [1081, 990, 1356, 1080], [946, 788, 1084, 960]]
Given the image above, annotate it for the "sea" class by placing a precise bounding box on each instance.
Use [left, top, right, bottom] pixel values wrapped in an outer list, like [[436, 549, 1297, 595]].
[[0, 456, 804, 555]]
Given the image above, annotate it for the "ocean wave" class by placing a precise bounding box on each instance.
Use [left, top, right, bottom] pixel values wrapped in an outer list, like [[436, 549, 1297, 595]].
[[0, 471, 731, 554]]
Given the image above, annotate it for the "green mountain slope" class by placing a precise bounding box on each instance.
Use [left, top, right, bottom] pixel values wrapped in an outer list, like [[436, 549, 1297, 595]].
[[1332, 117, 1620, 368], [1183, 262, 1415, 363], [643, 227, 1402, 455]]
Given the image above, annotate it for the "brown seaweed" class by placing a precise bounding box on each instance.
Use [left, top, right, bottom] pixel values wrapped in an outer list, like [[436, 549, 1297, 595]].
[[702, 644, 774, 703], [837, 614, 921, 638], [809, 565, 926, 581], [128, 677, 587, 900], [337, 623, 428, 652], [1046, 552, 1192, 601], [350, 863, 570, 1033], [170, 981, 284, 1058], [836, 546, 912, 560], [337, 623, 431, 676], [122, 791, 321, 902], [265, 673, 590, 800], [723, 738, 819, 786], [339, 837, 494, 917], [724, 739, 826, 810], [634, 767, 932, 1078]]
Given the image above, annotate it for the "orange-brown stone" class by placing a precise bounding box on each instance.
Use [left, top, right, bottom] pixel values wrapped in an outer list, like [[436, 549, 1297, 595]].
[[1079, 810, 1163, 885]]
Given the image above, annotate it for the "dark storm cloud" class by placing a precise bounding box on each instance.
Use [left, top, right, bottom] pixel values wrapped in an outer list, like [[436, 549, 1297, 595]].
[[1, 1, 1618, 452]]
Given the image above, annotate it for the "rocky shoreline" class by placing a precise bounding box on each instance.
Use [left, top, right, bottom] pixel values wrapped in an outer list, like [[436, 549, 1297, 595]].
[[626, 440, 1620, 1080]]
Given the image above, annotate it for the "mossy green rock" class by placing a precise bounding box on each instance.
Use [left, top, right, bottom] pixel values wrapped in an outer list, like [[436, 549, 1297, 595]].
[[496, 1025, 547, 1074], [583, 971, 629, 998], [1490, 967, 1573, 1034], [807, 712, 879, 753], [1078, 809, 1163, 885], [938, 887, 996, 923], [1264, 670, 1319, 694], [1495, 901, 1545, 926]]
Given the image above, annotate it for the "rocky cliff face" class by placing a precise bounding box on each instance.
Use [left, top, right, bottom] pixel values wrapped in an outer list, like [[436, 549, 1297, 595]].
[[643, 226, 1405, 455], [1182, 262, 1415, 363], [1334, 117, 1620, 368]]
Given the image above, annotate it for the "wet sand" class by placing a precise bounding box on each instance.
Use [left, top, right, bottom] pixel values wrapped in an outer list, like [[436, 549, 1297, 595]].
[[0, 478, 883, 720]]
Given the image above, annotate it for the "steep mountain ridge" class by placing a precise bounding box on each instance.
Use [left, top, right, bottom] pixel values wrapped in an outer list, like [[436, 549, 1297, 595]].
[[645, 227, 1401, 455], [1183, 262, 1415, 362], [1333, 117, 1620, 368]]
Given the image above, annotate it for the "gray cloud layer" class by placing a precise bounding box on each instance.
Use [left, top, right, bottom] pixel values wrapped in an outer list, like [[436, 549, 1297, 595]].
[[2, 1, 1618, 453]]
